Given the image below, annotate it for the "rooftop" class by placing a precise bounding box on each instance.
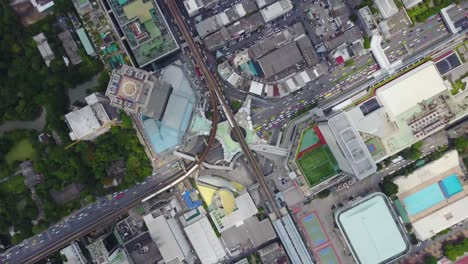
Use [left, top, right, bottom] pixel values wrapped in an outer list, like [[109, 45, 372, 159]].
[[258, 42, 303, 78], [143, 210, 191, 264], [373, 0, 398, 18], [321, 112, 377, 180], [260, 0, 293, 23], [32, 33, 55, 67], [376, 62, 447, 120], [58, 30, 82, 65], [336, 193, 409, 264], [140, 64, 195, 153], [106, 0, 178, 67], [65, 93, 114, 141], [184, 216, 227, 264]]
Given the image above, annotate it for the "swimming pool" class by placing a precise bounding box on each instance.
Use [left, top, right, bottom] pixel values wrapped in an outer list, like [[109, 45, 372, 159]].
[[403, 183, 445, 216], [440, 174, 463, 198]]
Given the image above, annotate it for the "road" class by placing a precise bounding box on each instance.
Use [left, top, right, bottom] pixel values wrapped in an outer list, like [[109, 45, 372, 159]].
[[1, 172, 178, 264], [164, 0, 282, 218]]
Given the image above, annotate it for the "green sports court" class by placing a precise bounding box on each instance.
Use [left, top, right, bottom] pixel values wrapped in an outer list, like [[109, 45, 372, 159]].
[[297, 145, 339, 187]]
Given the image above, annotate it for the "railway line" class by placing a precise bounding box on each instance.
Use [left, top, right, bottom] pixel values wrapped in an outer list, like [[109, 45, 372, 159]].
[[165, 0, 281, 218]]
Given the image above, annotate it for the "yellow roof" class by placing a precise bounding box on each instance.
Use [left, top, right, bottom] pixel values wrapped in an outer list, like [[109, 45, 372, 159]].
[[231, 181, 245, 192], [218, 190, 236, 215], [197, 184, 217, 206], [123, 0, 153, 22]]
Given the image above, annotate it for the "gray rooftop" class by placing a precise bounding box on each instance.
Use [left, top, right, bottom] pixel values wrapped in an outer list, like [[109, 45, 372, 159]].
[[258, 42, 304, 78], [196, 0, 258, 38], [296, 35, 319, 66], [321, 112, 377, 180], [250, 22, 305, 59], [58, 30, 82, 65]]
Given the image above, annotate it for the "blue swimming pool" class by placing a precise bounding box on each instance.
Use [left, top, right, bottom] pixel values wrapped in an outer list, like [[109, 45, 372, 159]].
[[403, 183, 445, 216], [440, 174, 463, 198]]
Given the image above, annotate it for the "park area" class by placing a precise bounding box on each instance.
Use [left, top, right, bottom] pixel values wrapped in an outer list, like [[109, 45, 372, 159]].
[[5, 138, 36, 165], [296, 126, 339, 187]]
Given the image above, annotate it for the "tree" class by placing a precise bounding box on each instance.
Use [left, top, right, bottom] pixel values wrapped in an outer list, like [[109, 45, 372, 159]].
[[317, 189, 331, 199], [349, 14, 358, 22], [423, 255, 437, 264], [382, 178, 398, 196], [454, 137, 468, 154]]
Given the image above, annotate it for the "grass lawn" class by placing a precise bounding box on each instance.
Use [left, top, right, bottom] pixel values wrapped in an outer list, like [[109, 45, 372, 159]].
[[297, 146, 338, 186], [5, 138, 36, 165]]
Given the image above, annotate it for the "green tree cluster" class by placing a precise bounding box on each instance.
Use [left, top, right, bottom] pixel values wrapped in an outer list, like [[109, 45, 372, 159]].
[[444, 238, 468, 261], [454, 137, 468, 154], [401, 141, 423, 160], [407, 0, 460, 23], [0, 2, 102, 128], [423, 255, 437, 264], [381, 178, 398, 196]]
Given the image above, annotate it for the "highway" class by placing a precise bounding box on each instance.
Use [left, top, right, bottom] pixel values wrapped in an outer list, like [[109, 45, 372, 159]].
[[164, 0, 282, 218]]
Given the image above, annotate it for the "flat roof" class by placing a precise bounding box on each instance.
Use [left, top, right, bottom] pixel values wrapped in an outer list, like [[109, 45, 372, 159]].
[[258, 42, 303, 77], [374, 0, 398, 18], [143, 213, 189, 263], [336, 193, 409, 264], [76, 28, 95, 56], [184, 216, 227, 264], [394, 150, 460, 195], [260, 0, 293, 23], [326, 112, 377, 179], [376, 62, 447, 120], [210, 192, 258, 232], [413, 195, 468, 240]]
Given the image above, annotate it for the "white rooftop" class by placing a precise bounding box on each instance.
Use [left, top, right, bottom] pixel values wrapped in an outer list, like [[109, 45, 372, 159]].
[[376, 62, 447, 120], [211, 192, 258, 232], [65, 105, 106, 141], [373, 0, 398, 18], [249, 81, 264, 95], [394, 150, 460, 195], [184, 216, 227, 264], [143, 212, 190, 264], [336, 193, 409, 264], [413, 195, 468, 240], [260, 0, 293, 23]]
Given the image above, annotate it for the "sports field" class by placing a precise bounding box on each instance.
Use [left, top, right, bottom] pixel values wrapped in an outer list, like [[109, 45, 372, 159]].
[[302, 213, 327, 247], [297, 145, 339, 187], [317, 246, 341, 264], [298, 127, 319, 153]]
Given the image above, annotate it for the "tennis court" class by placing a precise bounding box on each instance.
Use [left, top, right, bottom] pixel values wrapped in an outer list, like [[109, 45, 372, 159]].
[[301, 213, 328, 247], [316, 246, 341, 264], [297, 145, 339, 186]]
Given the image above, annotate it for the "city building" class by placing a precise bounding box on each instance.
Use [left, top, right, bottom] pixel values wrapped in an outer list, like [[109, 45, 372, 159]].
[[258, 42, 304, 78], [373, 0, 398, 19], [106, 64, 195, 153], [441, 3, 468, 35], [260, 0, 293, 23], [402, 0, 422, 9], [60, 242, 87, 264], [76, 28, 96, 56], [104, 0, 178, 67], [183, 0, 219, 17], [184, 216, 227, 264], [196, 176, 259, 232], [30, 0, 54, 12], [342, 61, 466, 162], [195, 0, 258, 38], [272, 214, 314, 264], [32, 33, 55, 67], [318, 112, 377, 180], [358, 6, 379, 36], [72, 0, 93, 15], [335, 193, 409, 264], [65, 93, 118, 141], [58, 30, 83, 65], [393, 150, 468, 241], [370, 34, 391, 70], [87, 233, 131, 264], [378, 10, 412, 39], [143, 209, 195, 264]]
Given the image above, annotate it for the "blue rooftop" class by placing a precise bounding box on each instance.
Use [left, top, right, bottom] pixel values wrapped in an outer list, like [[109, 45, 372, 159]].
[[183, 190, 202, 210]]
